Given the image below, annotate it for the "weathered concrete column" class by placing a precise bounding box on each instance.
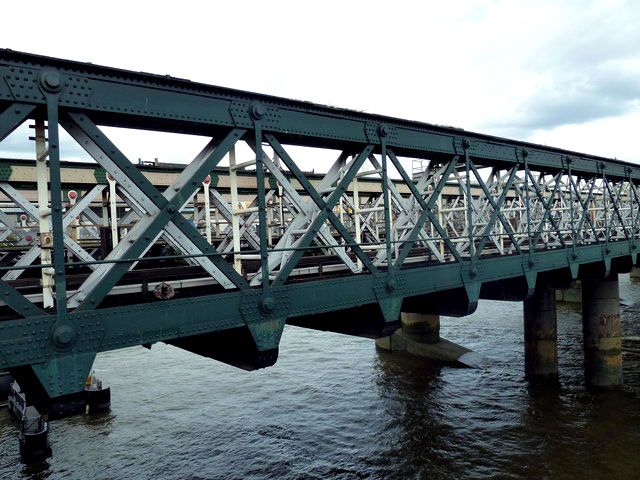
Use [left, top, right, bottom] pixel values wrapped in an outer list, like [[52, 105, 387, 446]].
[[523, 282, 558, 377], [630, 267, 640, 279], [375, 312, 440, 351], [376, 313, 481, 367], [555, 280, 582, 304], [401, 312, 440, 343], [581, 276, 623, 389]]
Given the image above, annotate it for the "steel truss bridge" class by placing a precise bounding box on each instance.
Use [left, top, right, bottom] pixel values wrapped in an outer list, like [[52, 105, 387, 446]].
[[0, 50, 637, 407]]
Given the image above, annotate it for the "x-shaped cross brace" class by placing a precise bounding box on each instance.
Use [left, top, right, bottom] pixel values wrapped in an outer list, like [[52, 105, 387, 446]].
[[61, 112, 247, 310]]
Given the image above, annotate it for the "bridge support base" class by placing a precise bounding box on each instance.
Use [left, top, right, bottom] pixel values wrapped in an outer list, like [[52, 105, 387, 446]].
[[375, 313, 481, 367], [582, 276, 623, 389], [555, 281, 582, 304], [523, 281, 558, 378]]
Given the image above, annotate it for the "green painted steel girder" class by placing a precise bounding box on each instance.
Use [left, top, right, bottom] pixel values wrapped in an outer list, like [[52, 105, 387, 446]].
[[0, 50, 639, 402], [0, 241, 635, 371]]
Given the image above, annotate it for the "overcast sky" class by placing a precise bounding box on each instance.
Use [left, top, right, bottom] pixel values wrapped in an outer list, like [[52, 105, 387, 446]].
[[1, 0, 639, 168]]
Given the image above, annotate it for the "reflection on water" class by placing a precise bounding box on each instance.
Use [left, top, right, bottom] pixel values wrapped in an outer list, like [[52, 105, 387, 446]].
[[0, 275, 639, 479]]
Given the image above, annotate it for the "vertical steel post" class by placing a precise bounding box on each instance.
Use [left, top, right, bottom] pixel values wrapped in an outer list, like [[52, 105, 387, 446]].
[[254, 126, 269, 290], [214, 205, 220, 238], [267, 196, 273, 247], [541, 174, 548, 246], [629, 169, 637, 240], [278, 184, 285, 237], [603, 167, 609, 249], [353, 175, 362, 270], [67, 191, 77, 261], [339, 166, 345, 243], [568, 159, 576, 253], [34, 120, 54, 308], [465, 153, 474, 259], [381, 144, 392, 268], [203, 176, 212, 244], [437, 194, 444, 256], [68, 191, 78, 242], [100, 188, 110, 258], [45, 93, 68, 318], [524, 152, 532, 262], [107, 175, 118, 248], [229, 146, 242, 273]]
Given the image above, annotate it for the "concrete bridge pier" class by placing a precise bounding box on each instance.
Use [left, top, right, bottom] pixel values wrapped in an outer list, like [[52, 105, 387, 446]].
[[401, 312, 440, 343], [581, 275, 623, 389], [375, 313, 481, 367], [523, 280, 558, 378]]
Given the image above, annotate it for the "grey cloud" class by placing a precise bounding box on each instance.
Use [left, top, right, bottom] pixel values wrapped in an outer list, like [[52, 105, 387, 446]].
[[483, 2, 640, 131], [503, 68, 640, 130]]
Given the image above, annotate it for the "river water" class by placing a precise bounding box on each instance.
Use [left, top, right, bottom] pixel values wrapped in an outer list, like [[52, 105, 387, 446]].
[[1, 275, 640, 479]]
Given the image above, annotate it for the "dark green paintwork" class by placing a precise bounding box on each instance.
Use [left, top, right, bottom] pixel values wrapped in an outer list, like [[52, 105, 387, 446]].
[[0, 50, 638, 401]]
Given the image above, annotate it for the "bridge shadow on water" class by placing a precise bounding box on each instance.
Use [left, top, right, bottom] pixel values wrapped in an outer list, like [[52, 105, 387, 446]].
[[372, 350, 471, 479]]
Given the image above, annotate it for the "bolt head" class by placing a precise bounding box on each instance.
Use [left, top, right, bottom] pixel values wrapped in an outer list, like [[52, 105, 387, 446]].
[[260, 296, 275, 314], [386, 278, 397, 292], [250, 103, 265, 120], [68, 190, 77, 200], [167, 205, 177, 214], [52, 325, 76, 347], [462, 139, 471, 149], [45, 72, 60, 88], [378, 125, 389, 137], [40, 71, 62, 92], [203, 175, 211, 184]]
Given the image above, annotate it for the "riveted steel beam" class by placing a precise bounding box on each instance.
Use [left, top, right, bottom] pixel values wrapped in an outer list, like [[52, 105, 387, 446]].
[[0, 50, 640, 402]]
